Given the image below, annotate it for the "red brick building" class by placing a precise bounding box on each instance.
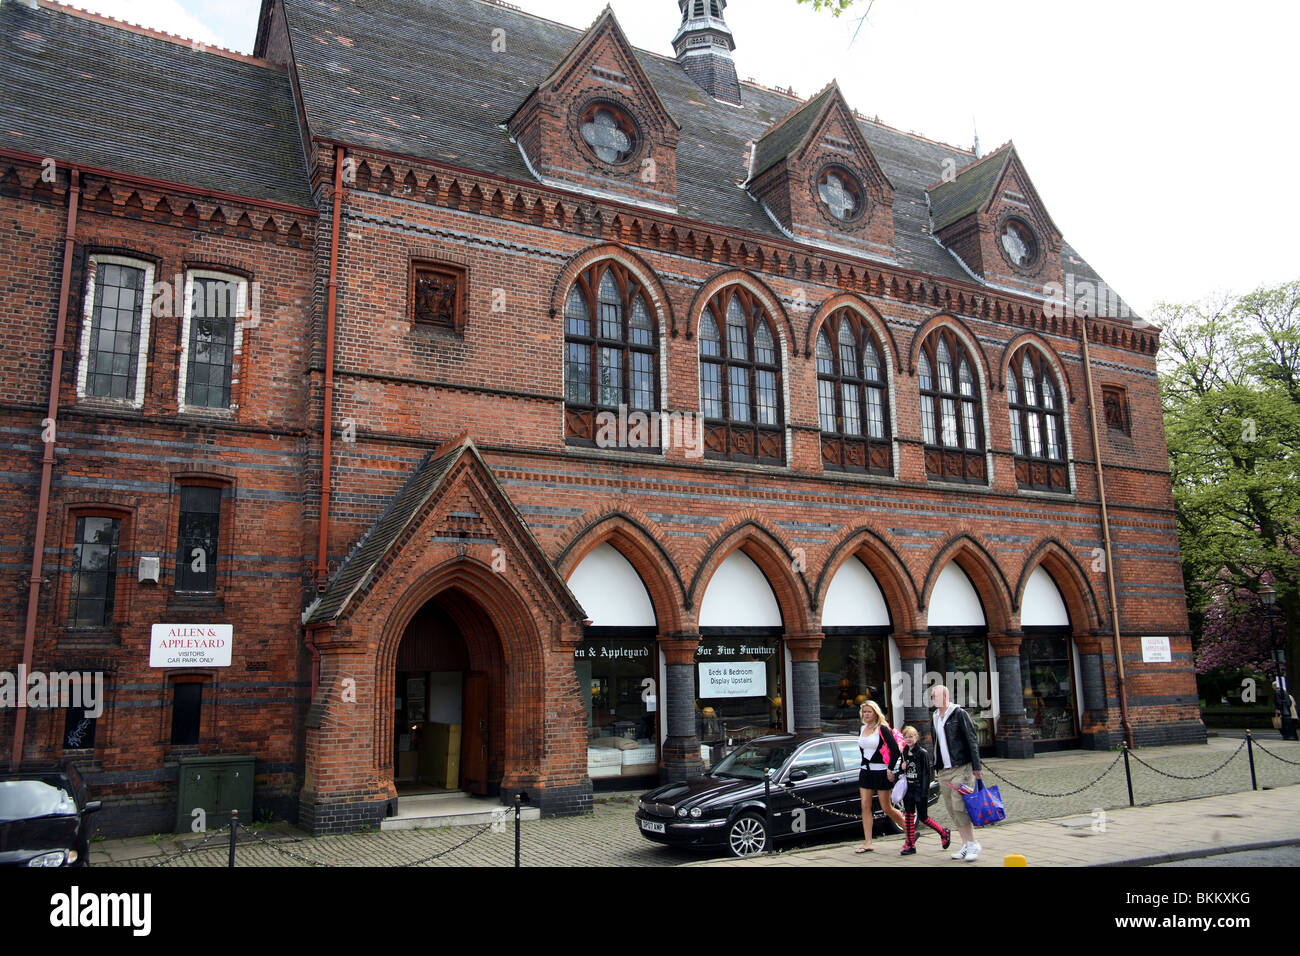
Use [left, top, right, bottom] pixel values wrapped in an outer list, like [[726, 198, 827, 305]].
[[0, 0, 1203, 836]]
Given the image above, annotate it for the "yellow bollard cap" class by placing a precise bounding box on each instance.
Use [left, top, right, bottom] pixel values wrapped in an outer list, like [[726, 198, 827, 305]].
[[1004, 854, 1027, 867]]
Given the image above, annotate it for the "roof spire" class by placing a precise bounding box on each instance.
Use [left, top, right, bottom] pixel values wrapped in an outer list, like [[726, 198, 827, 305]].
[[673, 0, 741, 105]]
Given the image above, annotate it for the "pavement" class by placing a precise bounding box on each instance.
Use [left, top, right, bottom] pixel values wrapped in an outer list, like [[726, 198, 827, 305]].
[[89, 733, 1300, 867]]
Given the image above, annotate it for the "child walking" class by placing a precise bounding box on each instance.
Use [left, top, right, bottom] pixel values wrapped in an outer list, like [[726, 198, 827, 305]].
[[898, 725, 951, 855]]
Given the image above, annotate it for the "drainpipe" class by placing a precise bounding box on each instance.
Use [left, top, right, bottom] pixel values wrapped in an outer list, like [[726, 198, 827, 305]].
[[1078, 314, 1134, 749], [11, 168, 79, 771]]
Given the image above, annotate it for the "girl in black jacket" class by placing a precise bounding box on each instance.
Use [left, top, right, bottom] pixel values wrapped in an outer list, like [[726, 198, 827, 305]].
[[897, 725, 951, 855]]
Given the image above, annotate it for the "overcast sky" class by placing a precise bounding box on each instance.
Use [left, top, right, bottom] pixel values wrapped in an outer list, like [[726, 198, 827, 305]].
[[62, 0, 1300, 317]]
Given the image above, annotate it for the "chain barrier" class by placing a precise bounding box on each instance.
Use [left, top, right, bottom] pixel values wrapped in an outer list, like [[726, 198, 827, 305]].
[[233, 824, 338, 867], [145, 824, 233, 867], [1250, 738, 1300, 767], [980, 751, 1124, 798], [1126, 739, 1246, 780], [783, 784, 866, 821], [397, 821, 498, 866]]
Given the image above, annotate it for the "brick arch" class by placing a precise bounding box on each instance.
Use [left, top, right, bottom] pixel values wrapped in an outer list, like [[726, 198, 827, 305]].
[[806, 292, 902, 374], [920, 533, 1013, 634], [997, 331, 1076, 403], [554, 511, 686, 634], [813, 527, 920, 633], [548, 241, 674, 334], [687, 518, 813, 633], [374, 557, 547, 780], [1014, 538, 1104, 633], [904, 311, 993, 385], [686, 269, 796, 354]]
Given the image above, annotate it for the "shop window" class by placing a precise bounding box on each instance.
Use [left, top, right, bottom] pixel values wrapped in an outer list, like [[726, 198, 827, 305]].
[[574, 630, 658, 782], [698, 286, 783, 463], [926, 629, 994, 750], [1008, 346, 1070, 493], [170, 682, 202, 745], [69, 515, 120, 628], [180, 272, 245, 411], [818, 631, 891, 733], [409, 259, 467, 333], [917, 327, 985, 484], [78, 255, 154, 406], [1020, 630, 1078, 743], [175, 485, 222, 593], [695, 632, 783, 759], [563, 261, 659, 449], [816, 308, 891, 475]]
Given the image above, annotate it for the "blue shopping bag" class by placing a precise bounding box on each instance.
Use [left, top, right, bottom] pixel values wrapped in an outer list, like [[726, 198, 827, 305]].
[[961, 779, 1005, 827]]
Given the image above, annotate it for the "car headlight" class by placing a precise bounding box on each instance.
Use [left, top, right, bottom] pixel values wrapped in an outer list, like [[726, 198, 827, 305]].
[[27, 850, 67, 867], [689, 806, 702, 818], [676, 807, 688, 818]]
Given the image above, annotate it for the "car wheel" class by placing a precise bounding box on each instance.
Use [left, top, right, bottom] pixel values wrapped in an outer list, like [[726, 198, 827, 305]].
[[727, 812, 769, 857]]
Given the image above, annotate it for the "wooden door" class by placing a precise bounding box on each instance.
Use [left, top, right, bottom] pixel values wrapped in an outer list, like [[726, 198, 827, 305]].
[[460, 671, 488, 794]]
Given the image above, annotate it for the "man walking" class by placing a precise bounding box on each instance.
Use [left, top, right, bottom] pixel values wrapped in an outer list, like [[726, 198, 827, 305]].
[[929, 684, 982, 861]]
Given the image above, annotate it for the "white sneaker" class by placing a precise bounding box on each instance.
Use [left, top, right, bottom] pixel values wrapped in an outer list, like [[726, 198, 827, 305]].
[[964, 841, 981, 862], [951, 842, 971, 860]]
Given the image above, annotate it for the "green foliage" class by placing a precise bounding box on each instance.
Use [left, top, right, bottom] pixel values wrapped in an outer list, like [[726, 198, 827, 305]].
[[796, 0, 862, 13]]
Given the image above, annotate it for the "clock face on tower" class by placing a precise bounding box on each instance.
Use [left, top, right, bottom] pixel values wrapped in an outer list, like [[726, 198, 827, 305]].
[[816, 166, 865, 224], [999, 219, 1038, 268]]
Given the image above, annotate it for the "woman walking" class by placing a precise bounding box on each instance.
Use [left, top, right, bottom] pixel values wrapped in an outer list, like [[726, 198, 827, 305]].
[[854, 699, 905, 853]]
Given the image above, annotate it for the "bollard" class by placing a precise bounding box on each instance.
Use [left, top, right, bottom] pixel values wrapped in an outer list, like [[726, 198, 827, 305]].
[[1122, 743, 1134, 807], [514, 792, 522, 868], [762, 770, 773, 854], [228, 809, 237, 868], [1004, 853, 1027, 867], [1246, 730, 1258, 791]]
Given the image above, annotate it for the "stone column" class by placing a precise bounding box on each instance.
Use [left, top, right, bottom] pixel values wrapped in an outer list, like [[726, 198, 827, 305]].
[[660, 631, 703, 781], [1076, 634, 1111, 749], [785, 631, 824, 733], [895, 631, 932, 741], [990, 631, 1033, 759]]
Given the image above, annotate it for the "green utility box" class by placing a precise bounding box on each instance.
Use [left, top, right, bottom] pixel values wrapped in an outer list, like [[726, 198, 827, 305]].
[[175, 755, 256, 833]]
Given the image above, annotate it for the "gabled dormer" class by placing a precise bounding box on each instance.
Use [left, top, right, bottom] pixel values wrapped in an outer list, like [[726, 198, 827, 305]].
[[928, 142, 1063, 293], [746, 81, 895, 260], [506, 6, 679, 212]]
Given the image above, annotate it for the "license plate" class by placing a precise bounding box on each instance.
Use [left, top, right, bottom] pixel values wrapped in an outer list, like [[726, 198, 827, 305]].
[[640, 819, 665, 834]]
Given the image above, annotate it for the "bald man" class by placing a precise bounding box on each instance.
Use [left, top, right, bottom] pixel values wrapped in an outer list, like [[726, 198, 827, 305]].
[[929, 684, 983, 861]]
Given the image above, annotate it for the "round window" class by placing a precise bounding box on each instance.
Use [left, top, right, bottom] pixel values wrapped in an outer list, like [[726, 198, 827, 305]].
[[579, 103, 639, 166], [816, 166, 865, 223], [999, 219, 1038, 268]]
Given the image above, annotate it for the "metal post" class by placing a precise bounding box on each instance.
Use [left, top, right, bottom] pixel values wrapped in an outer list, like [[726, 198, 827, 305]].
[[228, 809, 238, 868], [1246, 730, 1258, 791], [513, 792, 521, 868], [763, 769, 773, 854], [1122, 743, 1134, 807]]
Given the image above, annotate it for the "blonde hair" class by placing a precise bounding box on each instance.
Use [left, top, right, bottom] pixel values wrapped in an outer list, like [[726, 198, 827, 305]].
[[902, 725, 919, 739], [859, 699, 890, 729]]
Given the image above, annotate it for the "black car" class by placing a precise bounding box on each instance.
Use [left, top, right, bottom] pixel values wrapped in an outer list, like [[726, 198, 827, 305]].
[[0, 767, 101, 867], [636, 732, 940, 857]]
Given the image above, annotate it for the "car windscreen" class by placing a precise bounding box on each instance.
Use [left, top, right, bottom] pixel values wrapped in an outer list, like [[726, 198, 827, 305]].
[[710, 741, 796, 780], [0, 779, 78, 822]]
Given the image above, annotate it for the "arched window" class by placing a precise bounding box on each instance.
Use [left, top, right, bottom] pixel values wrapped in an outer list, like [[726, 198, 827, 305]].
[[816, 308, 891, 475], [698, 286, 783, 462], [918, 326, 985, 483], [563, 261, 658, 448], [1008, 346, 1069, 493]]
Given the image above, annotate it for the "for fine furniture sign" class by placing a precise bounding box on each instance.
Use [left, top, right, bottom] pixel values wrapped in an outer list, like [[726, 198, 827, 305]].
[[150, 624, 233, 667], [698, 661, 765, 698], [1141, 636, 1171, 663]]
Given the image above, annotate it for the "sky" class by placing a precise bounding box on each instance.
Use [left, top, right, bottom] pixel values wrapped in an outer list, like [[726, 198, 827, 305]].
[[58, 0, 1300, 318]]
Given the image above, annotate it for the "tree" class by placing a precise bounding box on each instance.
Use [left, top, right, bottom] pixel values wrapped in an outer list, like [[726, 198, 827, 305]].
[[1157, 279, 1300, 697]]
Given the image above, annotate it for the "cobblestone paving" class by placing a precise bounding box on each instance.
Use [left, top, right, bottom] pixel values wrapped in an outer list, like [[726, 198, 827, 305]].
[[103, 737, 1300, 867]]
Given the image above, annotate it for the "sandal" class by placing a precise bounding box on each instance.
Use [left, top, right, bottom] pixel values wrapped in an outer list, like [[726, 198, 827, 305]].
[[854, 845, 873, 854]]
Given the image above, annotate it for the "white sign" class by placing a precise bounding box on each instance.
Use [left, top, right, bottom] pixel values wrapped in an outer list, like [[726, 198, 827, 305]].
[[150, 624, 233, 668], [699, 661, 765, 698], [1141, 636, 1171, 663]]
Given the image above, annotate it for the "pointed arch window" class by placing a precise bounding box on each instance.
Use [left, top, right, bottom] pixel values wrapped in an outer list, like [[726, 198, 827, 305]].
[[564, 261, 659, 449], [816, 307, 891, 475], [1008, 346, 1069, 493], [699, 286, 783, 463], [918, 326, 985, 484]]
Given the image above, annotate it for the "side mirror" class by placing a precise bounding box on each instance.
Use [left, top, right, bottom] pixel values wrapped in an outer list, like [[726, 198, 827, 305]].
[[82, 801, 102, 814], [786, 769, 809, 785]]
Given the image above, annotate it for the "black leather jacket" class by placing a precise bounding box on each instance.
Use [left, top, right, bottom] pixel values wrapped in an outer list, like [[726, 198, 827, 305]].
[[929, 705, 981, 772]]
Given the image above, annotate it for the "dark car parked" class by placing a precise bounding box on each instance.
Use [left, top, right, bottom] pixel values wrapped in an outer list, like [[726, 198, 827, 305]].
[[0, 766, 101, 867], [636, 732, 940, 857]]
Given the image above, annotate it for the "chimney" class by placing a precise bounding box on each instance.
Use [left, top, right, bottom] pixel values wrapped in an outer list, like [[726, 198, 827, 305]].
[[673, 0, 741, 106]]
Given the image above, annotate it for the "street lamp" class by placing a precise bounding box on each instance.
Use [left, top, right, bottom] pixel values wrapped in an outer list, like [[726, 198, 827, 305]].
[[1260, 584, 1297, 740]]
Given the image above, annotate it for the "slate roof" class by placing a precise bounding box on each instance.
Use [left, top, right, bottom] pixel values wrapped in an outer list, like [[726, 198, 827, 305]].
[[928, 141, 1013, 234], [750, 82, 838, 179], [304, 438, 586, 626], [0, 2, 312, 207]]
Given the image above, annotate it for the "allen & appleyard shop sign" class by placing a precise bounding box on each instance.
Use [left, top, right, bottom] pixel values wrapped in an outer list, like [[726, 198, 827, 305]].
[[149, 624, 234, 668]]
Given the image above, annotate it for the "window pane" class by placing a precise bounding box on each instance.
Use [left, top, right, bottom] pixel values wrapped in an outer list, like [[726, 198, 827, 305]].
[[701, 361, 723, 418], [841, 383, 861, 436], [88, 262, 145, 400], [566, 342, 591, 404], [941, 397, 958, 447], [1046, 414, 1062, 460], [1027, 411, 1043, 456], [921, 395, 937, 445], [186, 278, 235, 408], [1010, 408, 1024, 455], [936, 338, 953, 392], [726, 297, 748, 361], [958, 358, 974, 398], [1021, 355, 1037, 405], [754, 320, 776, 366], [816, 332, 834, 376], [630, 351, 654, 410], [171, 683, 202, 746], [1042, 376, 1056, 410], [177, 486, 221, 592], [837, 322, 858, 378], [818, 380, 837, 433], [729, 366, 750, 422], [863, 339, 881, 382], [700, 309, 721, 358], [598, 272, 621, 340], [1008, 370, 1020, 405], [918, 351, 933, 391], [962, 401, 979, 450], [629, 296, 653, 347], [565, 288, 589, 337], [756, 369, 778, 426], [70, 516, 119, 628], [865, 387, 885, 439], [598, 347, 623, 407]]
